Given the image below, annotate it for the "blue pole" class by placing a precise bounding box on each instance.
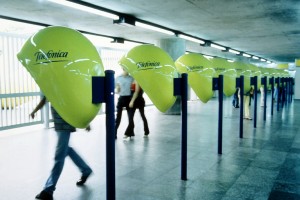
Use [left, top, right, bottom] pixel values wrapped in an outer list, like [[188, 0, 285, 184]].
[[181, 73, 188, 180], [239, 76, 244, 138], [105, 70, 115, 200], [270, 77, 274, 116], [252, 76, 258, 128], [263, 77, 267, 121], [287, 78, 289, 103], [290, 78, 294, 102], [218, 75, 223, 154], [276, 78, 280, 111], [288, 78, 292, 103]]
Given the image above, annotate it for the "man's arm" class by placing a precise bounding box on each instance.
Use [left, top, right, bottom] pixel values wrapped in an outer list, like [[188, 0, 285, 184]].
[[30, 96, 46, 119]]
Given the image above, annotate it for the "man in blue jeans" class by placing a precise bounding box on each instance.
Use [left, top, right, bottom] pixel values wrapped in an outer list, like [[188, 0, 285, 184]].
[[30, 96, 92, 200]]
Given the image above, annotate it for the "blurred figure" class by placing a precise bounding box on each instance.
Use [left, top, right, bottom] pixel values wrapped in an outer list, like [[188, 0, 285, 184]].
[[115, 68, 134, 139], [129, 80, 150, 137], [244, 87, 254, 120], [260, 85, 265, 107], [273, 84, 278, 102], [32, 96, 92, 200], [232, 87, 240, 108]]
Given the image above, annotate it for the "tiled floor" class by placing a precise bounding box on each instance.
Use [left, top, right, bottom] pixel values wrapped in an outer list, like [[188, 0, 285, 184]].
[[0, 95, 299, 200]]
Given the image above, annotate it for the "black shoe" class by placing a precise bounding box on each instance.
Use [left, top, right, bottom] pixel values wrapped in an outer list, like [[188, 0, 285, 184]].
[[76, 173, 92, 186], [35, 191, 53, 200], [124, 133, 135, 137]]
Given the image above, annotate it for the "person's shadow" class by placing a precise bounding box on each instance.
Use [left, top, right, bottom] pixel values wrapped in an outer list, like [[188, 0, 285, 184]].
[[78, 186, 93, 200]]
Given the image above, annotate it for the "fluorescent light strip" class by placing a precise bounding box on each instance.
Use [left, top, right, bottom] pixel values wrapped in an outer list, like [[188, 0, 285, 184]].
[[135, 21, 174, 35], [48, 0, 119, 19], [242, 53, 251, 58], [0, 18, 44, 35], [204, 55, 213, 59], [228, 49, 240, 54], [260, 58, 266, 62], [84, 34, 113, 44], [252, 56, 259, 60], [178, 34, 205, 44], [210, 43, 226, 51]]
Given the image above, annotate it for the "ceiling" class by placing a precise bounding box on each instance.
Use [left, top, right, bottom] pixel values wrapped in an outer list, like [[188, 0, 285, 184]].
[[1, 0, 300, 66]]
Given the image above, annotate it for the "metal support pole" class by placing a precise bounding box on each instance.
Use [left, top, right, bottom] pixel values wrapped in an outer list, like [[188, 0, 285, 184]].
[[282, 78, 284, 104], [218, 75, 223, 154], [105, 70, 116, 200], [285, 78, 288, 104], [262, 77, 267, 121], [270, 77, 274, 116], [239, 76, 244, 138], [275, 78, 280, 111], [289, 78, 292, 103], [92, 70, 116, 200], [181, 74, 188, 180], [290, 78, 294, 102], [213, 75, 223, 154], [251, 76, 257, 128], [174, 73, 188, 180]]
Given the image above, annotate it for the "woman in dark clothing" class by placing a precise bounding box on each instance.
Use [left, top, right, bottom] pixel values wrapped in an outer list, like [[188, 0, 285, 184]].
[[129, 80, 150, 137]]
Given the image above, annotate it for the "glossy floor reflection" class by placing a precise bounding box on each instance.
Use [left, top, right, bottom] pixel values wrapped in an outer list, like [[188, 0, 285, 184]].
[[0, 96, 299, 200]]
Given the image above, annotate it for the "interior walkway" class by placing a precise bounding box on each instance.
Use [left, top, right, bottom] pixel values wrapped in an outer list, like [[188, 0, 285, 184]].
[[0, 96, 299, 200]]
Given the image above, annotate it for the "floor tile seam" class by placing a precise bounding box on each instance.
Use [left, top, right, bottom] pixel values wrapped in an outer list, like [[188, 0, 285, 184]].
[[221, 177, 272, 198], [267, 153, 300, 196], [206, 158, 250, 187], [255, 148, 289, 160], [221, 147, 262, 161], [116, 173, 171, 192], [272, 190, 300, 197], [129, 180, 194, 199], [221, 157, 278, 196], [271, 181, 300, 197], [137, 165, 190, 187], [273, 179, 300, 188], [115, 181, 151, 194]]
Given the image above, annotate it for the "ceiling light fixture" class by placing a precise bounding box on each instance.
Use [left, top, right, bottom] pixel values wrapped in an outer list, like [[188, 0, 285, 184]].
[[177, 34, 205, 44], [228, 49, 240, 54], [252, 56, 259, 60], [260, 58, 266, 62], [111, 37, 125, 43], [222, 47, 229, 52], [113, 15, 135, 26], [200, 41, 211, 47], [135, 21, 174, 35], [210, 43, 226, 51], [47, 0, 119, 19]]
